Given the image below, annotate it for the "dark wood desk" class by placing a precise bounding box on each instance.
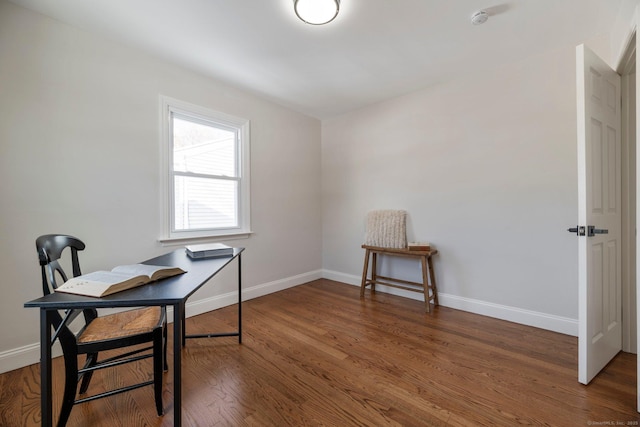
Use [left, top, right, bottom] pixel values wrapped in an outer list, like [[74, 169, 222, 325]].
[[25, 247, 244, 427]]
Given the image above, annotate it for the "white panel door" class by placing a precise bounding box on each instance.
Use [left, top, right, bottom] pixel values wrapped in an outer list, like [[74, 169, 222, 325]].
[[576, 44, 622, 385]]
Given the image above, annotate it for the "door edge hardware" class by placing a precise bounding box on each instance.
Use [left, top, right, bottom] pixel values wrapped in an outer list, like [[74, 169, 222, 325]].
[[567, 226, 586, 236], [587, 225, 608, 237], [568, 225, 608, 237]]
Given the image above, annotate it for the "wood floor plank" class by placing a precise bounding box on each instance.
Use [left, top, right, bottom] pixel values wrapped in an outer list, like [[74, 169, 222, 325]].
[[2, 279, 639, 426]]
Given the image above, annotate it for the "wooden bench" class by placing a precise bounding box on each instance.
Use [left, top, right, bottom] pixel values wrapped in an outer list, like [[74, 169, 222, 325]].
[[360, 245, 439, 313]]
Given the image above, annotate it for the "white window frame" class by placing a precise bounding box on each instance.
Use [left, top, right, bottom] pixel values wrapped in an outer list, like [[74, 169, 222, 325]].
[[159, 96, 251, 242]]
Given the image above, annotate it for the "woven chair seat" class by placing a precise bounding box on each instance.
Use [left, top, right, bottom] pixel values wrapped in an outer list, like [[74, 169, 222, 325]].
[[78, 307, 162, 343]]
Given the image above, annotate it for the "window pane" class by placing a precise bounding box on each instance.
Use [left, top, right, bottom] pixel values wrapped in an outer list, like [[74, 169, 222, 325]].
[[162, 96, 250, 239], [172, 116, 237, 177], [173, 176, 238, 231]]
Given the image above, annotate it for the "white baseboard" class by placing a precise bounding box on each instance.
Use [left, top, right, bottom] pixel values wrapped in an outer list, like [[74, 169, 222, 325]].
[[0, 269, 322, 375], [322, 269, 578, 337], [0, 342, 64, 374], [3, 268, 577, 374], [178, 269, 323, 320]]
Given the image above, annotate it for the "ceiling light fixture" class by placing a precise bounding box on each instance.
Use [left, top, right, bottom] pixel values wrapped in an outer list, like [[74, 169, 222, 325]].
[[471, 10, 489, 25], [294, 0, 340, 25]]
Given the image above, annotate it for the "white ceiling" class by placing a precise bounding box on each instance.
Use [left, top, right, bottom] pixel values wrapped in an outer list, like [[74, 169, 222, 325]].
[[8, 0, 629, 119]]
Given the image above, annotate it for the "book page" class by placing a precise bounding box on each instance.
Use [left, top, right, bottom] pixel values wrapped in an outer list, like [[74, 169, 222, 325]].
[[65, 270, 135, 285], [112, 264, 166, 278], [55, 265, 185, 297], [55, 270, 139, 297], [112, 264, 185, 281]]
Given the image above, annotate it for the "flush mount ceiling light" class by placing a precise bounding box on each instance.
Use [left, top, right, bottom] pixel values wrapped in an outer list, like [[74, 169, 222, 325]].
[[471, 10, 489, 25], [294, 0, 340, 25]]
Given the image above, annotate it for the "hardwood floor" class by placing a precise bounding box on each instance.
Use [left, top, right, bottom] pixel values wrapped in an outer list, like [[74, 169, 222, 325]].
[[1, 279, 638, 426]]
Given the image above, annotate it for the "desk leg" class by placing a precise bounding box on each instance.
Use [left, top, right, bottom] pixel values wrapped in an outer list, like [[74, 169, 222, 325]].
[[40, 309, 53, 427], [173, 303, 183, 427], [238, 253, 242, 344], [181, 254, 243, 344], [181, 301, 186, 348]]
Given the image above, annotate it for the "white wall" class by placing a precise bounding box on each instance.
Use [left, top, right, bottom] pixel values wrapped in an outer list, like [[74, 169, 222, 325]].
[[0, 1, 322, 372], [611, 0, 640, 66], [0, 0, 628, 373], [321, 45, 594, 335]]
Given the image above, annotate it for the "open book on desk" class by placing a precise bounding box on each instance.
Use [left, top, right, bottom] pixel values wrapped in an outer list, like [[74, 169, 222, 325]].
[[55, 264, 186, 298]]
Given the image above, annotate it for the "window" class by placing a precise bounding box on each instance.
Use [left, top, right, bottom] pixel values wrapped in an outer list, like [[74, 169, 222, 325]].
[[160, 96, 250, 241]]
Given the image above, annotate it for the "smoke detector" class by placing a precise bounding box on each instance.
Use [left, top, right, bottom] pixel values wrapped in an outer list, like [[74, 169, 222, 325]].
[[471, 10, 489, 25]]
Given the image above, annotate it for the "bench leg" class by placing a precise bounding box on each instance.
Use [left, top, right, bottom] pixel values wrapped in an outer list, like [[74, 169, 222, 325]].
[[421, 255, 431, 313], [371, 252, 378, 293], [360, 249, 370, 297], [428, 256, 439, 306]]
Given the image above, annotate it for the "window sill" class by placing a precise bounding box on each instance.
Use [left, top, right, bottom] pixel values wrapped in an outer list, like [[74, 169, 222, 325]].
[[158, 231, 253, 247]]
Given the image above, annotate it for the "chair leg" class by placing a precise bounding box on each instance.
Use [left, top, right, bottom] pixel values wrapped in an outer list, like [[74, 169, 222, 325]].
[[153, 329, 164, 416], [59, 354, 78, 427], [78, 353, 97, 394]]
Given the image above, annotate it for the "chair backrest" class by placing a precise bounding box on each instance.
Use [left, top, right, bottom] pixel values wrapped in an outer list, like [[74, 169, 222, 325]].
[[36, 235, 85, 293], [364, 210, 407, 249], [35, 234, 96, 345]]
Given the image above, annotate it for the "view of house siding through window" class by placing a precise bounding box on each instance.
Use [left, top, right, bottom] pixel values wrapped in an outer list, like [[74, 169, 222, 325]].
[[172, 115, 238, 231]]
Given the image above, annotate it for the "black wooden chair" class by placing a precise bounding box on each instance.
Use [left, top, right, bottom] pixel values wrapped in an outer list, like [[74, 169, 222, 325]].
[[36, 234, 167, 426]]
